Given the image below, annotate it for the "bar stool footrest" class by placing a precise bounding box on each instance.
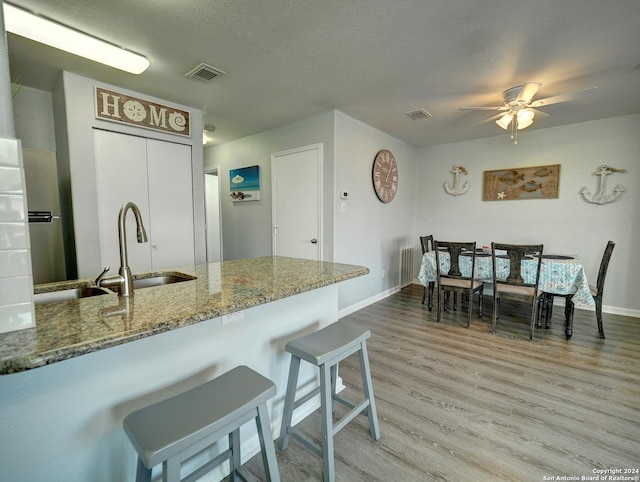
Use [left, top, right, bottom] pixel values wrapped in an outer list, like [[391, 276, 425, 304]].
[[293, 386, 321, 411], [332, 398, 371, 435], [288, 427, 323, 458], [182, 447, 232, 482]]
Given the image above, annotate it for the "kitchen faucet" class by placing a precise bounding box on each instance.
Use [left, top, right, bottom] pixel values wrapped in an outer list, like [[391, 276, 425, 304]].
[[95, 202, 148, 297]]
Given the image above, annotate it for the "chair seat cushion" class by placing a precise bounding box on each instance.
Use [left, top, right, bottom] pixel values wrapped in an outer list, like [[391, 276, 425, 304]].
[[441, 278, 482, 289], [496, 283, 536, 297]]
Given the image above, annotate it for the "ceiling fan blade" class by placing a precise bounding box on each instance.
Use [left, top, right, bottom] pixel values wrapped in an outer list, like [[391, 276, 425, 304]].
[[459, 106, 509, 111], [529, 87, 597, 108], [530, 108, 549, 119], [516, 82, 542, 103], [474, 112, 505, 125]]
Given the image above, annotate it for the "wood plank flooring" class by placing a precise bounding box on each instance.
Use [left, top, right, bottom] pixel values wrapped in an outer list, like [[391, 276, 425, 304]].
[[243, 284, 640, 481]]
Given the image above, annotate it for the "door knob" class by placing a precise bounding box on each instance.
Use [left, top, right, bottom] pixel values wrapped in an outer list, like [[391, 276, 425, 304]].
[[311, 238, 318, 244]]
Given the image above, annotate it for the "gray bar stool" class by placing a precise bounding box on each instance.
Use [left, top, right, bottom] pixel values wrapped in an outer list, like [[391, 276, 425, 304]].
[[277, 321, 380, 482], [123, 365, 280, 482]]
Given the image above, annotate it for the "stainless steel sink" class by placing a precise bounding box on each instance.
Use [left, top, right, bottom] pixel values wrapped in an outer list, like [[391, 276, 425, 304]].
[[34, 286, 113, 305], [132, 273, 197, 289]]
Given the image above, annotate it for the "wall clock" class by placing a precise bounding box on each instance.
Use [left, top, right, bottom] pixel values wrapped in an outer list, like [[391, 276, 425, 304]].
[[372, 149, 398, 203]]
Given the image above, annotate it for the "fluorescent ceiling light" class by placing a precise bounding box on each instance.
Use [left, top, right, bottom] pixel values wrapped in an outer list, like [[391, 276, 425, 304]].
[[3, 3, 150, 74]]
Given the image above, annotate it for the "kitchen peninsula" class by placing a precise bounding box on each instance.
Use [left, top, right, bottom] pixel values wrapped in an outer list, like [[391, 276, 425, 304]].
[[0, 256, 368, 481]]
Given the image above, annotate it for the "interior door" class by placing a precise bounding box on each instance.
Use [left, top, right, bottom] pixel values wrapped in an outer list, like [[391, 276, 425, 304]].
[[94, 129, 152, 274], [94, 129, 195, 274], [272, 144, 322, 260], [147, 139, 195, 269]]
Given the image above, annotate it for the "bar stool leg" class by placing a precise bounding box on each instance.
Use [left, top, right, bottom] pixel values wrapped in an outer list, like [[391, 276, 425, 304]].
[[256, 403, 281, 482], [277, 355, 301, 451], [135, 459, 151, 482], [163, 455, 180, 482], [359, 342, 380, 440], [229, 428, 240, 482], [319, 363, 335, 482], [330, 364, 338, 413]]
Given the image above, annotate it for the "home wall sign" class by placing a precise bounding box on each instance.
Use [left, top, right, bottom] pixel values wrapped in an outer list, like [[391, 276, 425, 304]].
[[95, 87, 191, 137], [580, 165, 627, 205], [443, 165, 470, 196], [230, 165, 260, 201], [483, 164, 560, 201]]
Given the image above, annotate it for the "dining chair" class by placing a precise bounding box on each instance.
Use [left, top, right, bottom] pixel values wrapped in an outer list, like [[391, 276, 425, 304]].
[[542, 241, 615, 339], [491, 242, 543, 341], [434, 241, 483, 328], [420, 235, 435, 309]]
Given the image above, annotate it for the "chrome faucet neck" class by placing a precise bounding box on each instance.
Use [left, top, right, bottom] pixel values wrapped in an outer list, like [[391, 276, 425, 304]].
[[118, 202, 148, 270], [96, 202, 148, 297]]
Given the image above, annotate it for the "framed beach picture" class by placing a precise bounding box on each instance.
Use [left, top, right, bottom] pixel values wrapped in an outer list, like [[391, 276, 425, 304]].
[[483, 164, 560, 201], [229, 165, 260, 201]]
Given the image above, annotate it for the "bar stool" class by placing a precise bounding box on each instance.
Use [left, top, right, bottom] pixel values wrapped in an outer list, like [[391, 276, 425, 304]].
[[123, 365, 280, 482], [277, 321, 380, 482]]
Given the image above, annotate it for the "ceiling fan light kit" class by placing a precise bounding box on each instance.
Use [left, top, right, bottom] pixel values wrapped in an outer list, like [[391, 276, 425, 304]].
[[3, 2, 150, 74], [461, 82, 597, 144]]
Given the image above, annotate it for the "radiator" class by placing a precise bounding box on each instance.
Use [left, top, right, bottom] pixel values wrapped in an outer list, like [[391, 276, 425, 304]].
[[399, 245, 414, 286]]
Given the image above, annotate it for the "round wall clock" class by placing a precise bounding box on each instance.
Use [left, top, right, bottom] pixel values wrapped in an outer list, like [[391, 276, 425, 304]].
[[372, 149, 398, 203]]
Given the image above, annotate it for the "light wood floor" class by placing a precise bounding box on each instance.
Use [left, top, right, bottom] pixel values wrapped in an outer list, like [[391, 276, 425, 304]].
[[244, 284, 640, 481]]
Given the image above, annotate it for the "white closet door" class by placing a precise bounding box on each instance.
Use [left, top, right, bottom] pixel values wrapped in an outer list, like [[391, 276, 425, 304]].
[[147, 139, 195, 270], [94, 129, 152, 274]]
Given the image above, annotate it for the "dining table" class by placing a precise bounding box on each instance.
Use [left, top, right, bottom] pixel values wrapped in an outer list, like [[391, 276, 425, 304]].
[[418, 249, 595, 339]]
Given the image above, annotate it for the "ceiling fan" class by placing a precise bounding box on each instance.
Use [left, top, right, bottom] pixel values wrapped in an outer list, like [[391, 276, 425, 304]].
[[460, 82, 597, 143]]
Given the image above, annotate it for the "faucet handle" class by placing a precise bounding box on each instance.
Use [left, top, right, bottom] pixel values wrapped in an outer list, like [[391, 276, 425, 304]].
[[95, 267, 111, 286]]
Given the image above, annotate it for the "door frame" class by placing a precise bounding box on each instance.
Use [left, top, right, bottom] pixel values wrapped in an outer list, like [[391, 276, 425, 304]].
[[204, 165, 223, 262], [271, 143, 323, 261]]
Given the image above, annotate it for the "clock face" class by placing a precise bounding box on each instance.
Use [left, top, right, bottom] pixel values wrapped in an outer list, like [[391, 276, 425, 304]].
[[372, 149, 398, 203]]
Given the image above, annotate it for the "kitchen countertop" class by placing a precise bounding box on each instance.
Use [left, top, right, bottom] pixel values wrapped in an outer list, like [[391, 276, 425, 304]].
[[0, 256, 369, 374]]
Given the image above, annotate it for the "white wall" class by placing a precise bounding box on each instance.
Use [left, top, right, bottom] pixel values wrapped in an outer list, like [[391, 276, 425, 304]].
[[334, 111, 417, 310], [414, 114, 640, 314], [12, 86, 56, 151], [205, 110, 336, 261], [207, 110, 419, 313]]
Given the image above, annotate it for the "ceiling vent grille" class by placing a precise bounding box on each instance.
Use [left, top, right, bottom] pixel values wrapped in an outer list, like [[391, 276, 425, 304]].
[[405, 108, 432, 120], [185, 63, 225, 83]]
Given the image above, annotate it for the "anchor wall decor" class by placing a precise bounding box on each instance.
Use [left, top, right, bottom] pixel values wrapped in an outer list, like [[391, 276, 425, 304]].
[[444, 165, 470, 196], [580, 165, 627, 205]]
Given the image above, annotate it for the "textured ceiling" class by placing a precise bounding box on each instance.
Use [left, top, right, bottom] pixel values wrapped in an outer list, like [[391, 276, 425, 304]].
[[6, 0, 640, 147]]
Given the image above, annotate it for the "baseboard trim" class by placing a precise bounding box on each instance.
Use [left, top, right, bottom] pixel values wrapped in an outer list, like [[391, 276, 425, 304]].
[[339, 285, 404, 318]]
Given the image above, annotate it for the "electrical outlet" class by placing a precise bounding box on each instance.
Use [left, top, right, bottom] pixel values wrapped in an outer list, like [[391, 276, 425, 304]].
[[382, 269, 387, 278]]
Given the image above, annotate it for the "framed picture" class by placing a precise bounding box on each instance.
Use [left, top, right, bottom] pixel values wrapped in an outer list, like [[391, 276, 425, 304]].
[[229, 165, 260, 201], [483, 164, 560, 201]]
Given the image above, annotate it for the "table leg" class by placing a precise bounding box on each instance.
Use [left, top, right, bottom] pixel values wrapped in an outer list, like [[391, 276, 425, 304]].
[[544, 293, 553, 329]]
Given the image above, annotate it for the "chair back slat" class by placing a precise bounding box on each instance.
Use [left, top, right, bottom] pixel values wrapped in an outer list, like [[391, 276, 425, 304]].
[[491, 242, 544, 290], [420, 235, 434, 255], [434, 241, 476, 281]]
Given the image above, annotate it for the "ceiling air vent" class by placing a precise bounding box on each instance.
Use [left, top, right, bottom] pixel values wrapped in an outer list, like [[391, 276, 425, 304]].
[[405, 108, 432, 120], [185, 63, 225, 83]]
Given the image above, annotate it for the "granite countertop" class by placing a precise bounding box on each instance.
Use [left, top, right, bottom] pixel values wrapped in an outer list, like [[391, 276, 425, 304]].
[[0, 256, 369, 374]]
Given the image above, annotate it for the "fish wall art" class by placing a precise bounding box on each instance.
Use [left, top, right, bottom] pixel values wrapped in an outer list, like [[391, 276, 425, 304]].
[[483, 164, 560, 201]]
